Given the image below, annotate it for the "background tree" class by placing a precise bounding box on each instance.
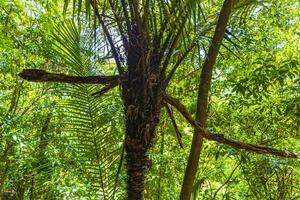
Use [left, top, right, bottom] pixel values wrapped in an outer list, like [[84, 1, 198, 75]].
[[1, 0, 299, 199]]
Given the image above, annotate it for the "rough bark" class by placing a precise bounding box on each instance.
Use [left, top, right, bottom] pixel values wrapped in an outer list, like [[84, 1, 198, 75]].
[[180, 1, 235, 199], [123, 69, 162, 200], [122, 20, 162, 199]]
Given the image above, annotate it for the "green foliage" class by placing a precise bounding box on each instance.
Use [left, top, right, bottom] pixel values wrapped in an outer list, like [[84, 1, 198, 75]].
[[52, 20, 126, 198], [0, 0, 299, 199]]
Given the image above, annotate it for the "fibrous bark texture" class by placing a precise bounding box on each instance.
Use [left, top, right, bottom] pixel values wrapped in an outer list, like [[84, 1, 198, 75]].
[[122, 23, 162, 199]]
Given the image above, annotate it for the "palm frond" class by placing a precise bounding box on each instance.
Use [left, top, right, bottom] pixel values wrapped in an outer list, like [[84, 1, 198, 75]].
[[52, 20, 125, 198]]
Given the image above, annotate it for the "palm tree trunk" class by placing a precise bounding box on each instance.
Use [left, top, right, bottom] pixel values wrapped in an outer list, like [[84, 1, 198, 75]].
[[123, 95, 161, 200], [121, 19, 163, 198], [122, 66, 162, 197], [124, 130, 149, 199], [122, 58, 162, 199]]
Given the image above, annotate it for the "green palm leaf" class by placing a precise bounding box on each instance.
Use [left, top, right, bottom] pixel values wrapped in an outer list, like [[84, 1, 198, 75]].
[[53, 20, 125, 199]]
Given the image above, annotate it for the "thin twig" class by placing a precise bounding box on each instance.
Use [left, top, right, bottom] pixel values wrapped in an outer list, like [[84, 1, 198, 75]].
[[212, 160, 241, 199], [91, 82, 119, 96], [164, 103, 184, 148]]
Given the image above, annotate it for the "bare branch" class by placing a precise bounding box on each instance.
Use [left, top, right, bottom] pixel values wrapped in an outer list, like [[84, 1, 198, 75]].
[[107, 0, 129, 51], [205, 133, 297, 158], [213, 160, 241, 199], [91, 0, 124, 74], [163, 94, 197, 128], [164, 23, 216, 86], [18, 69, 126, 85], [164, 103, 184, 148], [165, 41, 197, 86], [91, 82, 119, 96], [163, 94, 298, 159], [160, 17, 188, 77]]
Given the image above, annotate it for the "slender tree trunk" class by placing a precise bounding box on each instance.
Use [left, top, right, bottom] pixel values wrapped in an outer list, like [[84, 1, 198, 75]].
[[180, 0, 235, 199]]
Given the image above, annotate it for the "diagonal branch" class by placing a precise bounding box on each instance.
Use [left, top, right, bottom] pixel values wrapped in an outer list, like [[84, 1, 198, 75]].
[[205, 133, 298, 158], [107, 0, 129, 51], [18, 69, 126, 85], [212, 160, 241, 199], [164, 103, 184, 148], [163, 94, 298, 159], [164, 41, 197, 86], [164, 23, 217, 86], [160, 15, 188, 77], [163, 94, 197, 128], [90, 0, 124, 74], [91, 81, 119, 96]]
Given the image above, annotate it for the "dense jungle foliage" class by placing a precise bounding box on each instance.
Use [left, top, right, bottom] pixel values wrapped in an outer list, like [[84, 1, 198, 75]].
[[0, 0, 299, 199]]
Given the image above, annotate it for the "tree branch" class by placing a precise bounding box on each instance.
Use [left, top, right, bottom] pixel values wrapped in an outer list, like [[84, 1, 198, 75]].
[[205, 133, 297, 158], [163, 94, 298, 159], [91, 81, 119, 96], [164, 41, 197, 86], [164, 103, 184, 148], [164, 23, 216, 86], [91, 0, 124, 74], [212, 160, 241, 199], [18, 69, 126, 85]]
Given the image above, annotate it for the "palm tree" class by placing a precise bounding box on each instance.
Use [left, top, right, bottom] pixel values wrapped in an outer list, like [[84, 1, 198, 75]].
[[18, 0, 297, 199]]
